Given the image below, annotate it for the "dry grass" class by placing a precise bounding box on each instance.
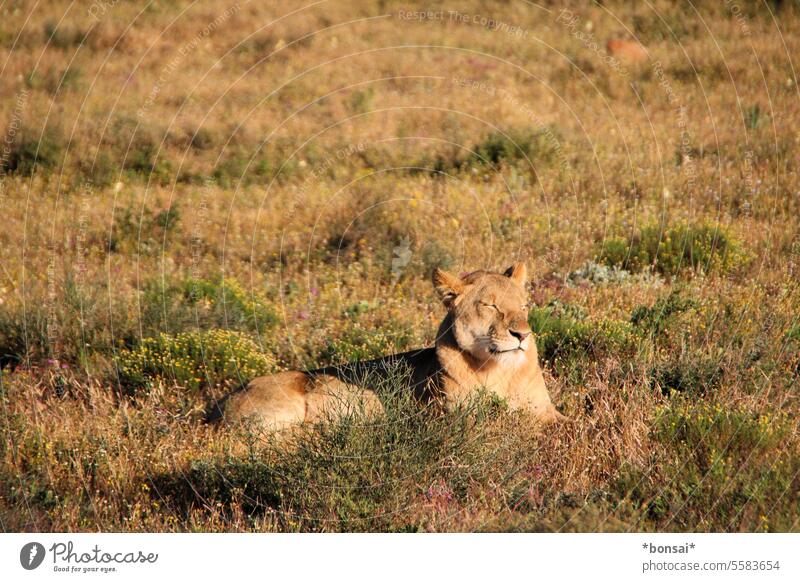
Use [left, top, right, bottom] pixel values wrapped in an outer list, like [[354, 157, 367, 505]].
[[1, 0, 799, 532]]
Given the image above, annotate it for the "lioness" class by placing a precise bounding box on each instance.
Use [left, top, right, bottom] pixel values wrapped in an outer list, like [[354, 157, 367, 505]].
[[210, 263, 563, 429]]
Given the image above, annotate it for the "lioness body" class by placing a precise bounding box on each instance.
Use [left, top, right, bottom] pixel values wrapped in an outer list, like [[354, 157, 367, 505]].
[[214, 264, 562, 428]]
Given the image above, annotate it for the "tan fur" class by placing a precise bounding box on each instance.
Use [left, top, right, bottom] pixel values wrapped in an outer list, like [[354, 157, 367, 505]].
[[214, 263, 563, 430]]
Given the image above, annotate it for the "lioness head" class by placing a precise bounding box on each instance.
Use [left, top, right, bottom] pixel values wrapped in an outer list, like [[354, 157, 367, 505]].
[[433, 263, 533, 364]]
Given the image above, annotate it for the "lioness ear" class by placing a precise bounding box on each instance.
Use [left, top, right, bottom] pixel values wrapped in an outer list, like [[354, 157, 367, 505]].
[[504, 262, 528, 286], [433, 268, 465, 308]]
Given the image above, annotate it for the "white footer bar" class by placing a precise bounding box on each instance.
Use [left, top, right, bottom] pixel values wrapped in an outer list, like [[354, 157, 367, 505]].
[[1, 533, 797, 581]]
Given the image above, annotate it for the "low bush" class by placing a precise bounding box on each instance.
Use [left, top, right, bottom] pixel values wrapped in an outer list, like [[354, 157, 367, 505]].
[[315, 321, 416, 367], [626, 399, 800, 531], [139, 277, 278, 336], [649, 358, 724, 395], [630, 289, 697, 338], [1, 129, 63, 176], [115, 329, 277, 393], [107, 203, 182, 255], [529, 301, 635, 374], [470, 127, 560, 168], [151, 383, 529, 532], [43, 20, 88, 49], [189, 127, 216, 151], [124, 137, 173, 183], [26, 65, 83, 95], [420, 126, 562, 175], [596, 223, 748, 276]]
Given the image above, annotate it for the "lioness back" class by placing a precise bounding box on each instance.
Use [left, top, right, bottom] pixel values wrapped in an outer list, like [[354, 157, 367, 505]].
[[212, 348, 441, 429]]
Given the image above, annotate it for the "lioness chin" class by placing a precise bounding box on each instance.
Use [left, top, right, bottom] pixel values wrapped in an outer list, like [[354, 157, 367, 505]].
[[209, 262, 564, 430]]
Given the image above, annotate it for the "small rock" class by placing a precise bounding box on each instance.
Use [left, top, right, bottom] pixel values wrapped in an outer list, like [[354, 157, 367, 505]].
[[606, 39, 647, 63]]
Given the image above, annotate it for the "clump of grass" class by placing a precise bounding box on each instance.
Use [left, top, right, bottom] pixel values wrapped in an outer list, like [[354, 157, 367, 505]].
[[631, 289, 697, 338], [115, 329, 277, 393], [0, 299, 48, 369], [1, 128, 63, 176], [597, 222, 749, 276], [43, 20, 88, 49], [745, 103, 764, 130], [26, 65, 83, 95], [649, 358, 724, 396], [124, 135, 173, 183], [151, 377, 531, 532], [625, 398, 800, 531], [0, 274, 138, 370], [140, 277, 278, 337], [316, 321, 415, 367], [349, 87, 374, 114], [470, 127, 560, 169], [189, 127, 216, 151], [529, 301, 635, 375]]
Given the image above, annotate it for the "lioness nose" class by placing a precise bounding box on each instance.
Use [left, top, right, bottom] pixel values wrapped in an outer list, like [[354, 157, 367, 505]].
[[510, 329, 531, 341]]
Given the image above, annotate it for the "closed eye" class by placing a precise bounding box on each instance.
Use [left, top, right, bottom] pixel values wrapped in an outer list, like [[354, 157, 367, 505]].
[[481, 302, 499, 310]]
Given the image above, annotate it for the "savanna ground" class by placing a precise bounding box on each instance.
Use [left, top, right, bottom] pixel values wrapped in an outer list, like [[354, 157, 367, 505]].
[[0, 0, 799, 532]]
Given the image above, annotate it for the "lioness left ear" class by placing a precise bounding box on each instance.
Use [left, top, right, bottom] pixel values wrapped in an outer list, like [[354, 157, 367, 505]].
[[504, 262, 527, 286]]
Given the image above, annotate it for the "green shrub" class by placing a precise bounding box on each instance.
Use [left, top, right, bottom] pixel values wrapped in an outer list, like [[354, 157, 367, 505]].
[[597, 222, 748, 276], [140, 277, 278, 336], [115, 329, 277, 393], [316, 321, 415, 367], [649, 358, 723, 395], [470, 126, 560, 168], [189, 127, 215, 150], [151, 381, 523, 532], [631, 289, 697, 338], [98, 118, 172, 184], [2, 129, 63, 176], [124, 137, 172, 183], [420, 126, 561, 174], [26, 65, 83, 95], [636, 399, 799, 531], [529, 301, 634, 373], [43, 20, 88, 49], [107, 203, 181, 255], [78, 150, 117, 187], [186, 277, 278, 330]]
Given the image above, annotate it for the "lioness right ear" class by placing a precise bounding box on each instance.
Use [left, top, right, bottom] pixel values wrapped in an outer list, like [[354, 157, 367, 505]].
[[433, 268, 465, 308], [503, 262, 528, 286]]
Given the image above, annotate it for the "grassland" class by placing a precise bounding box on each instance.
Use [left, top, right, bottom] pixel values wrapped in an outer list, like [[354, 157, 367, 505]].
[[1, 0, 798, 532]]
